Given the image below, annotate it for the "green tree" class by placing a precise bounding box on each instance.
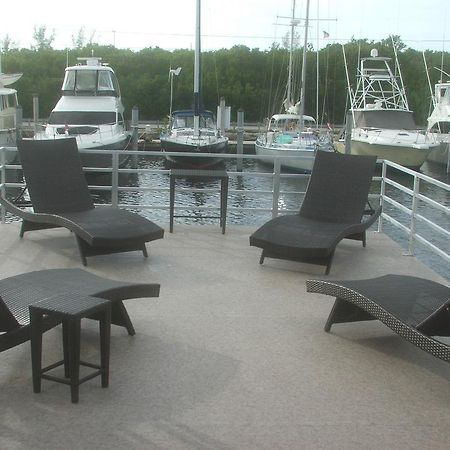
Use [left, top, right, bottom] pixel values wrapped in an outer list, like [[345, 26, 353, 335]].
[[32, 26, 55, 51]]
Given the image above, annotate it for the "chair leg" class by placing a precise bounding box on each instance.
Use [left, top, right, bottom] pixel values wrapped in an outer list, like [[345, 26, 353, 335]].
[[325, 251, 335, 275], [111, 302, 136, 336], [75, 236, 88, 266], [259, 250, 265, 265]]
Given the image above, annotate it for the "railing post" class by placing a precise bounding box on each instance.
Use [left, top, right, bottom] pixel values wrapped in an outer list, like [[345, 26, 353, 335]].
[[111, 152, 119, 208], [272, 158, 281, 218], [1, 147, 5, 223], [378, 160, 386, 233], [407, 176, 420, 256], [236, 109, 244, 172]]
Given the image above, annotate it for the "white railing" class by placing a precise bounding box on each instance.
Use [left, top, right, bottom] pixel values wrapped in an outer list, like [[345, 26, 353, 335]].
[[1, 146, 449, 279]]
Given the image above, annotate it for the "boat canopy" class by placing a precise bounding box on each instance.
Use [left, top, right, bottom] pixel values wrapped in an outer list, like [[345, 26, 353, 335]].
[[62, 66, 120, 97], [269, 113, 316, 131], [170, 109, 216, 129], [352, 109, 417, 130]]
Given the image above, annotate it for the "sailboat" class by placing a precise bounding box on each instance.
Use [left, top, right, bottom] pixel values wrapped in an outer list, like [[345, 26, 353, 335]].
[[426, 68, 450, 165], [255, 0, 334, 173], [160, 0, 228, 168], [0, 60, 22, 165], [339, 47, 439, 169]]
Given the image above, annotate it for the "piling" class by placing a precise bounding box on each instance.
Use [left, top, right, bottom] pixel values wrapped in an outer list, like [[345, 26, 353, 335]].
[[15, 105, 23, 141], [344, 112, 352, 154], [131, 106, 139, 169], [32, 94, 39, 136], [236, 109, 244, 172]]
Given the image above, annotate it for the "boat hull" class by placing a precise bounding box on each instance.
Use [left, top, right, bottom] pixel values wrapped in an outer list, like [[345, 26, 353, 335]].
[[32, 132, 132, 169], [255, 141, 317, 172], [426, 137, 450, 165], [339, 138, 433, 169], [161, 137, 228, 168]]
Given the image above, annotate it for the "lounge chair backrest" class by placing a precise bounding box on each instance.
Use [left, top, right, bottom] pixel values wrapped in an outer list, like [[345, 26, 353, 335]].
[[18, 138, 94, 213], [300, 151, 376, 223]]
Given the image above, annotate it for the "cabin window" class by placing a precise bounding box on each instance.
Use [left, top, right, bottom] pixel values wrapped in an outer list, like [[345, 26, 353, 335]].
[[48, 111, 117, 125], [98, 71, 114, 91], [76, 70, 97, 92]]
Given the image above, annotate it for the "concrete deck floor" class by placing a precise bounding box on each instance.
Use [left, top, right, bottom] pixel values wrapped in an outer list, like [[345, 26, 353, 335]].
[[0, 222, 449, 450]]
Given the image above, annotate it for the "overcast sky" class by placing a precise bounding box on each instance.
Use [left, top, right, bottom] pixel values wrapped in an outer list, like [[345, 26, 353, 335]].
[[2, 0, 449, 52]]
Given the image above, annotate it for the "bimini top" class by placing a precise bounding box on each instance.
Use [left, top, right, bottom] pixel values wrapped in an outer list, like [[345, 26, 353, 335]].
[[61, 57, 121, 97]]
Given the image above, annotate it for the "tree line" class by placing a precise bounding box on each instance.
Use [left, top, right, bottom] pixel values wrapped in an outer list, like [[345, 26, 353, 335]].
[[1, 35, 449, 127]]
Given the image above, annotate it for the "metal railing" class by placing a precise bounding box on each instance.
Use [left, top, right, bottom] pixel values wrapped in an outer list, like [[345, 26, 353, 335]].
[[1, 146, 449, 279]]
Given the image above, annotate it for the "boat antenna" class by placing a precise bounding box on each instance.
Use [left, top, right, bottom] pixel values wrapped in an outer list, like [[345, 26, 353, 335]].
[[391, 35, 409, 111], [297, 0, 310, 133], [342, 44, 356, 127], [422, 52, 436, 108]]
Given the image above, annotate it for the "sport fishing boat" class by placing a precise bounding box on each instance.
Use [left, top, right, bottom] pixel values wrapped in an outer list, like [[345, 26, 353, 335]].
[[340, 47, 439, 169], [34, 56, 132, 168], [160, 0, 228, 168], [426, 72, 450, 165]]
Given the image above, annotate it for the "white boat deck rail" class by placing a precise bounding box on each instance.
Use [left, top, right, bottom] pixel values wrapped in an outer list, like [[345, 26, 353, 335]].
[[1, 146, 449, 280]]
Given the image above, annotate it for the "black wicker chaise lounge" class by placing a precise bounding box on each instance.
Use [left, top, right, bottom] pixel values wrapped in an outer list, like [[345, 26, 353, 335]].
[[0, 138, 164, 265], [306, 275, 450, 363], [249, 151, 381, 274], [0, 268, 160, 353]]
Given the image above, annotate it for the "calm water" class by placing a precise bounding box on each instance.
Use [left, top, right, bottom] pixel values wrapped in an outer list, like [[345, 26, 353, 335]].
[[6, 151, 450, 281], [90, 153, 450, 281]]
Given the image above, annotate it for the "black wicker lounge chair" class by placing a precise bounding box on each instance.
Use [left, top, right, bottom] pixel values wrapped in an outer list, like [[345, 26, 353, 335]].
[[0, 138, 164, 265], [249, 152, 381, 274], [0, 268, 160, 353], [306, 275, 450, 363]]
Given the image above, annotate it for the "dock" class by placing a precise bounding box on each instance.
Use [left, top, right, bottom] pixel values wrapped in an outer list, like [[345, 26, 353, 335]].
[[0, 222, 449, 449]]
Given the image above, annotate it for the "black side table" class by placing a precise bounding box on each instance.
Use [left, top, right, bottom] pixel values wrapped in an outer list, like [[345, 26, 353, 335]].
[[29, 293, 111, 403], [169, 169, 229, 234]]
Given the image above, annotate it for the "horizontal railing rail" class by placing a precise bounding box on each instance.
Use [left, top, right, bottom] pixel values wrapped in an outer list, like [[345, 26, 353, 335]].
[[1, 146, 449, 279]]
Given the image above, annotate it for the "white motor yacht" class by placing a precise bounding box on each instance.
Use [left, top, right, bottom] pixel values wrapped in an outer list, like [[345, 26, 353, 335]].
[[34, 57, 131, 168]]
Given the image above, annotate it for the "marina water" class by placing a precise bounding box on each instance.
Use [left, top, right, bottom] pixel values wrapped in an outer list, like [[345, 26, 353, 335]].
[[90, 154, 450, 282]]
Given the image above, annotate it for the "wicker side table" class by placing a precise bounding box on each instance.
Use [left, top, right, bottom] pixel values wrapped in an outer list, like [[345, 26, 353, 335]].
[[29, 293, 111, 403], [169, 169, 229, 234]]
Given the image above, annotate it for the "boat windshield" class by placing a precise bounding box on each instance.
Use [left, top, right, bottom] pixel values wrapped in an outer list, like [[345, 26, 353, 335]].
[[270, 117, 316, 131], [62, 69, 120, 97], [172, 113, 215, 129]]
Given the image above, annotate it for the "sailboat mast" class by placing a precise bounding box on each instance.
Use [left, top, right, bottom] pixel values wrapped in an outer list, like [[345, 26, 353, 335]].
[[194, 0, 201, 136], [298, 0, 310, 132], [286, 0, 296, 108]]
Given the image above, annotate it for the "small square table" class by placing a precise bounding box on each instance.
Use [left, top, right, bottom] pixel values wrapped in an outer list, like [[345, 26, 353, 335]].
[[29, 293, 111, 403], [169, 169, 229, 234]]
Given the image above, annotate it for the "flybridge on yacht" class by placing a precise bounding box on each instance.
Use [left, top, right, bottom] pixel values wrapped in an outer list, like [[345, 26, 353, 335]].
[[34, 57, 131, 168]]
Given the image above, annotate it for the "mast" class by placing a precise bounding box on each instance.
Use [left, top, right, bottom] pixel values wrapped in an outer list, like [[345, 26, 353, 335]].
[[286, 0, 296, 109], [193, 0, 201, 137], [298, 0, 310, 133]]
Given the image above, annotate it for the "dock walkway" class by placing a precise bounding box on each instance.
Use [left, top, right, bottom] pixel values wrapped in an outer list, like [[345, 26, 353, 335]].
[[0, 223, 449, 450]]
